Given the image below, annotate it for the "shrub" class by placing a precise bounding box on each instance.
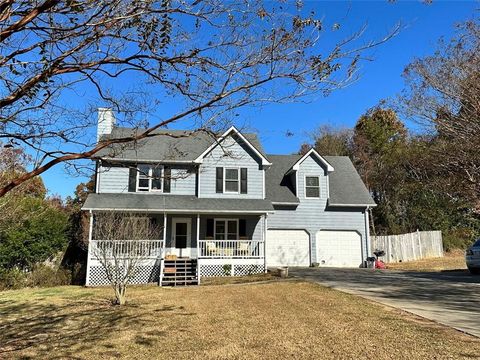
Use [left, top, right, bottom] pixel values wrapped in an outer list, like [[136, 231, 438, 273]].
[[0, 268, 27, 290], [26, 265, 71, 288], [0, 265, 71, 291], [0, 197, 69, 270], [443, 228, 476, 251]]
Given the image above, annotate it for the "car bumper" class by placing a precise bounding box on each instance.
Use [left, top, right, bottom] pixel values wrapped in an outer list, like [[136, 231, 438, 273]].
[[466, 257, 480, 268]]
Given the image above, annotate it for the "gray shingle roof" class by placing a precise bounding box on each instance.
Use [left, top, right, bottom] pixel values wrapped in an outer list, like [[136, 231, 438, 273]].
[[82, 193, 274, 213], [265, 154, 301, 204], [265, 154, 375, 207], [95, 127, 268, 162], [324, 156, 376, 206]]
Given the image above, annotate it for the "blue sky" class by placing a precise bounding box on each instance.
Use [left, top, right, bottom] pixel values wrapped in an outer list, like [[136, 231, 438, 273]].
[[42, 1, 478, 198]]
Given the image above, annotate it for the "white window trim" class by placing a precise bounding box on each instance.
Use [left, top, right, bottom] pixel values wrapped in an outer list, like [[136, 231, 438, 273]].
[[136, 165, 163, 192], [223, 167, 240, 194], [214, 218, 239, 240], [304, 175, 321, 199]]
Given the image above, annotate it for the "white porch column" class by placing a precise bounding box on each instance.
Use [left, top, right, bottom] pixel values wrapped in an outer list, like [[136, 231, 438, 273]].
[[196, 214, 200, 250], [196, 214, 201, 284], [263, 214, 268, 273], [85, 211, 94, 286], [159, 213, 168, 286], [162, 213, 167, 256]]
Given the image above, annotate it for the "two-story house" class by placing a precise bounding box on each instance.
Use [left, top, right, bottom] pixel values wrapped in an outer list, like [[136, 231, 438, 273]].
[[82, 109, 375, 286]]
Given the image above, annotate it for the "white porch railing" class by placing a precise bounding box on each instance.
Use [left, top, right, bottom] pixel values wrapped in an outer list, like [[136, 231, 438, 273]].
[[89, 239, 264, 260], [90, 240, 164, 260], [198, 240, 264, 258]]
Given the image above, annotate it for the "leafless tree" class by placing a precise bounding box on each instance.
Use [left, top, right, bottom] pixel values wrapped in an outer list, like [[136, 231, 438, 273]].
[[91, 212, 161, 305], [398, 20, 480, 202], [0, 0, 400, 196]]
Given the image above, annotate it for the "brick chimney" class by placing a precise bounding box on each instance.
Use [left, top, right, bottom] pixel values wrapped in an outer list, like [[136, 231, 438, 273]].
[[97, 108, 116, 142]]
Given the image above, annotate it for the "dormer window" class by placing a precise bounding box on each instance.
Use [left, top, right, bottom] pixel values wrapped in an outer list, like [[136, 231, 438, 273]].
[[137, 164, 163, 192], [305, 176, 320, 198]]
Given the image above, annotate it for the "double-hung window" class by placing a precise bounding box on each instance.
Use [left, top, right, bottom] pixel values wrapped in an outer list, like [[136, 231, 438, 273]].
[[214, 219, 239, 240], [305, 176, 320, 198], [224, 168, 239, 193], [137, 165, 162, 192]]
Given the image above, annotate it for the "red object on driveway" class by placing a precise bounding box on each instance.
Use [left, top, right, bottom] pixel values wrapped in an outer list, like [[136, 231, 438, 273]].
[[375, 259, 386, 269]]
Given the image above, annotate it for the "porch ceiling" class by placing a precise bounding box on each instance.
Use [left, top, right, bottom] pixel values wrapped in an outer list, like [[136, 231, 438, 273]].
[[82, 193, 274, 213]]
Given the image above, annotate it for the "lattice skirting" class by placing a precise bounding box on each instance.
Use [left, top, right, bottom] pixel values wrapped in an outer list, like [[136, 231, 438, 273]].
[[88, 264, 161, 286], [199, 263, 264, 277]]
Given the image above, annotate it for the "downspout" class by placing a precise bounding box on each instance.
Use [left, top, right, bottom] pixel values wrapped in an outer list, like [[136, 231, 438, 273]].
[[365, 206, 371, 262]]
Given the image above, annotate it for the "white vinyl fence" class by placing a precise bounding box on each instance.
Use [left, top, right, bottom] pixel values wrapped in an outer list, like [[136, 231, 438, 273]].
[[371, 230, 443, 263]]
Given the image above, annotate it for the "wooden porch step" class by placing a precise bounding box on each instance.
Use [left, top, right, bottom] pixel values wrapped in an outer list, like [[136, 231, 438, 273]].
[[161, 258, 198, 287], [162, 280, 198, 286]]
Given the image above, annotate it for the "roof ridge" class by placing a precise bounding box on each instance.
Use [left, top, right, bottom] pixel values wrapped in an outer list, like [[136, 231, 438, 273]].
[[112, 126, 260, 136]]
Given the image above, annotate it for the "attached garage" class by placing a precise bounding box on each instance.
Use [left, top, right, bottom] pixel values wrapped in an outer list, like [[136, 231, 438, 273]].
[[316, 230, 363, 267], [266, 229, 310, 267]]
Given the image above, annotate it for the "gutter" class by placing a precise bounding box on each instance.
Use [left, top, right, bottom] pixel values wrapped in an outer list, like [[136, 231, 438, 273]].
[[97, 157, 196, 164], [81, 207, 273, 214], [327, 202, 378, 208]]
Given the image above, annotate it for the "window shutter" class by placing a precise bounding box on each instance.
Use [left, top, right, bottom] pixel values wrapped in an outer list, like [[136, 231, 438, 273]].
[[239, 219, 247, 237], [128, 167, 137, 192], [163, 166, 171, 193], [240, 168, 248, 194], [216, 167, 223, 193], [206, 219, 214, 238]]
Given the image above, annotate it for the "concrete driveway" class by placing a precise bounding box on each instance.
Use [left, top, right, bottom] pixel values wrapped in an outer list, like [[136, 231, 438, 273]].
[[290, 267, 480, 337]]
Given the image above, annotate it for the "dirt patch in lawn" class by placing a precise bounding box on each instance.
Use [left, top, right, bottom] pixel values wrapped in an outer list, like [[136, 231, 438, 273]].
[[387, 251, 467, 272], [1, 282, 479, 359]]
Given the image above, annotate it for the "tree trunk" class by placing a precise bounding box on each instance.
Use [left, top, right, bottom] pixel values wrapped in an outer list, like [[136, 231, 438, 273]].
[[114, 284, 127, 306]]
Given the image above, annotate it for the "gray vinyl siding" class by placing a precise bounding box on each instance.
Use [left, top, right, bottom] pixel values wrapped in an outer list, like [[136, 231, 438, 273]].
[[199, 135, 264, 199], [97, 164, 196, 195], [252, 215, 264, 242], [169, 166, 196, 195], [267, 154, 367, 264], [98, 165, 129, 193]]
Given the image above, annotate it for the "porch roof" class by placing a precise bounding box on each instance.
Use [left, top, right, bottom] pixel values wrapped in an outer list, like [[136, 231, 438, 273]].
[[82, 193, 274, 213]]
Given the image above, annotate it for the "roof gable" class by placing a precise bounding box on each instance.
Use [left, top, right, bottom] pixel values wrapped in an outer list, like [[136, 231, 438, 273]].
[[290, 148, 334, 173], [193, 126, 271, 166]]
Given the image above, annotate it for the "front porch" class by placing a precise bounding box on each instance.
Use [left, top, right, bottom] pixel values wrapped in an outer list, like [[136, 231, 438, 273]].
[[85, 213, 267, 286]]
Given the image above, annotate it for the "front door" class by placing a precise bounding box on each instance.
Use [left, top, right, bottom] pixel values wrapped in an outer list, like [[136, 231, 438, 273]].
[[172, 218, 192, 258]]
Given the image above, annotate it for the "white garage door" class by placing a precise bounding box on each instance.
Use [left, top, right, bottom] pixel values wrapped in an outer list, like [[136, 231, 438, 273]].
[[266, 229, 310, 267], [316, 230, 362, 267]]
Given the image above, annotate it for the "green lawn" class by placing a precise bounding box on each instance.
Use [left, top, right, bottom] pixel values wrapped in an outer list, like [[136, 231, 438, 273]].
[[1, 281, 479, 359]]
